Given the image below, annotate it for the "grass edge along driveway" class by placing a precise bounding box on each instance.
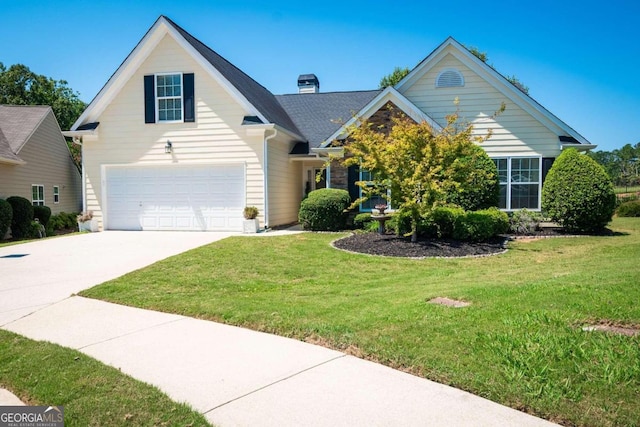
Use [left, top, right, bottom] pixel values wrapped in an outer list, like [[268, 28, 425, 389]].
[[0, 330, 211, 426], [81, 217, 640, 427]]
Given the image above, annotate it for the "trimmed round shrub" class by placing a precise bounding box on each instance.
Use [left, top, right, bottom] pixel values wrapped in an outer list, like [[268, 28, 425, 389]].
[[509, 209, 544, 235], [7, 196, 34, 239], [444, 146, 500, 211], [428, 205, 465, 238], [542, 148, 616, 233], [298, 188, 351, 231], [33, 205, 52, 227], [353, 213, 372, 229], [452, 208, 508, 242], [0, 199, 13, 239], [617, 200, 640, 217]]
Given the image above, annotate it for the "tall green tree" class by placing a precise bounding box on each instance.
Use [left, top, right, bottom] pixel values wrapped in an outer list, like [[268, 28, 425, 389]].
[[379, 67, 410, 88], [0, 63, 86, 168], [341, 104, 502, 242]]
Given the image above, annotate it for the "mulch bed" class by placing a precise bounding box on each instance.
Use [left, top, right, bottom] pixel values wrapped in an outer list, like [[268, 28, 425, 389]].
[[333, 233, 509, 258], [332, 226, 615, 259]]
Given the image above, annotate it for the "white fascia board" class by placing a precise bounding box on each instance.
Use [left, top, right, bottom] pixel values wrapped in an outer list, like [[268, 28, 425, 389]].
[[396, 37, 592, 146], [319, 87, 441, 148], [311, 147, 344, 157]]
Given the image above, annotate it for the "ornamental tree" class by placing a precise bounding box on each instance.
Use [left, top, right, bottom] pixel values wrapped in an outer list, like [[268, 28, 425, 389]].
[[341, 106, 501, 242]]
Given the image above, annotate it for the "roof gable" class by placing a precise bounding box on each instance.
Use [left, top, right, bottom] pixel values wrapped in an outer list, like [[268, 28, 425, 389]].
[[0, 105, 52, 163], [319, 87, 443, 148], [395, 37, 591, 145], [72, 16, 302, 138]]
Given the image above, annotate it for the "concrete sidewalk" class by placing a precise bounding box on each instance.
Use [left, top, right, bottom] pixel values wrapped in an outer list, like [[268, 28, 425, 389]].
[[4, 296, 558, 426]]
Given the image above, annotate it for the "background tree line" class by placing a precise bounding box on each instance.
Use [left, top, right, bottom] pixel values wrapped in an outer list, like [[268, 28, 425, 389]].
[[587, 143, 640, 190]]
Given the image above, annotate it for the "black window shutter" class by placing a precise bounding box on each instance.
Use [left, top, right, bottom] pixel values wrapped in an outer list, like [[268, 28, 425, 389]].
[[144, 75, 155, 123], [542, 157, 555, 183], [183, 73, 195, 122], [347, 165, 360, 203]]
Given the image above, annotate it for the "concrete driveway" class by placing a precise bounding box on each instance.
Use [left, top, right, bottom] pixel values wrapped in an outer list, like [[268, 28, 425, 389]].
[[0, 231, 233, 326]]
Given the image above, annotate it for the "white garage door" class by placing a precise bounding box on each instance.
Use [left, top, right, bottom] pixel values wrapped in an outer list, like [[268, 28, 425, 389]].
[[105, 164, 245, 231]]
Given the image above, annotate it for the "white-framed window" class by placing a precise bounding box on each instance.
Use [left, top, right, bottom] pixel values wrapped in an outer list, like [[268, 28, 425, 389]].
[[32, 184, 45, 206], [492, 157, 541, 210], [156, 73, 183, 122], [53, 186, 60, 204], [359, 169, 388, 212]]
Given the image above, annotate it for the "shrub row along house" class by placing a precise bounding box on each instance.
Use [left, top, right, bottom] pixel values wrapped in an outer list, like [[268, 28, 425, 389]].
[[65, 15, 595, 232], [0, 105, 82, 215]]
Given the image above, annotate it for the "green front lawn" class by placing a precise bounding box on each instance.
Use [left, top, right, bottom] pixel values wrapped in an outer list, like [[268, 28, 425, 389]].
[[0, 330, 210, 426], [81, 218, 640, 427]]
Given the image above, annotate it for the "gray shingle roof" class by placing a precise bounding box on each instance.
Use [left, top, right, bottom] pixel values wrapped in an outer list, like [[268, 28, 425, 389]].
[[0, 105, 51, 162], [276, 90, 381, 148], [163, 16, 303, 138]]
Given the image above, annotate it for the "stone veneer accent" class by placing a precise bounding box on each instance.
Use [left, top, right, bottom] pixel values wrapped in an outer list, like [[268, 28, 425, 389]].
[[329, 101, 414, 190]]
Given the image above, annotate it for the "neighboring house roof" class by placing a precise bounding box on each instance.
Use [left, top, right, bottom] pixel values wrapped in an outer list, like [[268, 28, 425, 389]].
[[276, 90, 381, 148], [0, 105, 52, 164], [71, 16, 303, 139], [395, 37, 594, 148]]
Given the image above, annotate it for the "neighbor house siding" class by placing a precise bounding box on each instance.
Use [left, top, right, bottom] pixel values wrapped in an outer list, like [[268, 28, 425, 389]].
[[0, 111, 81, 214], [400, 48, 563, 158], [82, 34, 265, 230], [268, 136, 302, 226]]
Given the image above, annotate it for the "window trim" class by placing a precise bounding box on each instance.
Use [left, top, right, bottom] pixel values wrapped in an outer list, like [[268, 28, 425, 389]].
[[155, 72, 184, 123], [53, 185, 60, 204], [32, 184, 45, 206], [359, 169, 389, 212], [492, 156, 542, 211]]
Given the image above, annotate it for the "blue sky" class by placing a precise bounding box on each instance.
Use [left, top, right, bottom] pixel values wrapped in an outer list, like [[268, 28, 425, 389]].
[[2, 0, 638, 152]]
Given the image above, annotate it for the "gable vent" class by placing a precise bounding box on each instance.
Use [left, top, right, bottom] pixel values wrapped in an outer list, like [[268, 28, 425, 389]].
[[436, 69, 464, 88]]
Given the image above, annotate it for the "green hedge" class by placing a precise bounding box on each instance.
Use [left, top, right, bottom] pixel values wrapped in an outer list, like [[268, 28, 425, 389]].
[[6, 196, 34, 239], [0, 199, 12, 239], [542, 148, 616, 233], [444, 147, 500, 211], [298, 188, 351, 231], [453, 207, 508, 242], [33, 205, 52, 227], [617, 200, 640, 217]]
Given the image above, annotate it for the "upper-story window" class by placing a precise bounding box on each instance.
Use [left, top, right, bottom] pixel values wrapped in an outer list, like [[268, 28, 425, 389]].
[[32, 184, 44, 206], [156, 74, 183, 122], [435, 68, 464, 88], [144, 73, 195, 124]]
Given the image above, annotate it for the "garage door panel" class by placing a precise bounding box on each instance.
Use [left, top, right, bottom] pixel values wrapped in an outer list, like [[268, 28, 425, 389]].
[[105, 164, 245, 231]]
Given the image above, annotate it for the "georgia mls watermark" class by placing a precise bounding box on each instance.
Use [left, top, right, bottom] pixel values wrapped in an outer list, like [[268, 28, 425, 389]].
[[0, 406, 63, 427]]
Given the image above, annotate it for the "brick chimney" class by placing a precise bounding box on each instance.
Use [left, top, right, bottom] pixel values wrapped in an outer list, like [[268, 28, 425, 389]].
[[297, 74, 319, 94]]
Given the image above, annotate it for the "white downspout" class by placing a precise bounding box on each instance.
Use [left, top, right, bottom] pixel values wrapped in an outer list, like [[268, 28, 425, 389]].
[[263, 128, 277, 229], [73, 137, 86, 212]]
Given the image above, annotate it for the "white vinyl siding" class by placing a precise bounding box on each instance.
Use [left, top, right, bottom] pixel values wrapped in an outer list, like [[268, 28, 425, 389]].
[[400, 48, 563, 158], [268, 138, 302, 227], [82, 34, 266, 230]]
